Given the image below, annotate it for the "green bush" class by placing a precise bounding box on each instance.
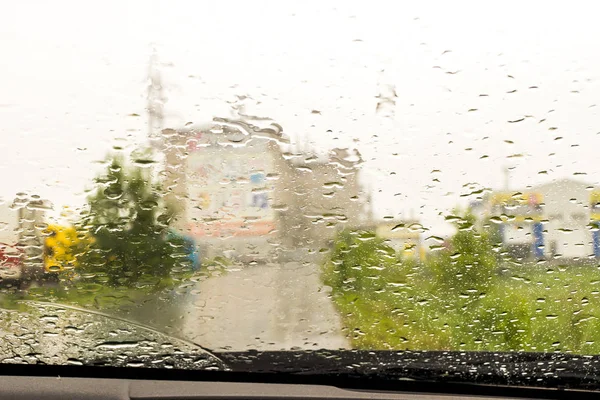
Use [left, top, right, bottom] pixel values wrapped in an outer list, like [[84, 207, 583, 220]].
[[323, 215, 600, 354], [427, 211, 497, 296], [323, 230, 401, 294]]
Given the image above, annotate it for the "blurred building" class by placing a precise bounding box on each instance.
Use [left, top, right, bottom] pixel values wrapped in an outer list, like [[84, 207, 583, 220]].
[[0, 193, 52, 280], [376, 220, 423, 260], [359, 219, 424, 260], [159, 117, 369, 262], [472, 178, 600, 262], [275, 147, 367, 253]]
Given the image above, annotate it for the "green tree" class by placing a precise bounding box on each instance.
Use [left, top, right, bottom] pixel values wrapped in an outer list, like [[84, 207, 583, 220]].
[[77, 154, 191, 289], [427, 210, 497, 296]]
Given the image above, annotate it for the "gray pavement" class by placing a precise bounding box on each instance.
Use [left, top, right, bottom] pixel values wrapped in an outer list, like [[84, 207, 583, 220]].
[[181, 262, 349, 351]]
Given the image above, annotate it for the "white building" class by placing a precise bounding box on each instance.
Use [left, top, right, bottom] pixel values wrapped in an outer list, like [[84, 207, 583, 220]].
[[161, 118, 287, 262], [474, 178, 600, 262], [161, 117, 368, 262], [358, 220, 424, 260]]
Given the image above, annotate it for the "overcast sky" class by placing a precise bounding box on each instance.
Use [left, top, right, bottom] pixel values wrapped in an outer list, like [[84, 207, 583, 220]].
[[1, 0, 599, 234]]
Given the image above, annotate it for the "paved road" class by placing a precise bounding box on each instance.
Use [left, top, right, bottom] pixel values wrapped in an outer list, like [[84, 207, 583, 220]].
[[181, 262, 349, 351]]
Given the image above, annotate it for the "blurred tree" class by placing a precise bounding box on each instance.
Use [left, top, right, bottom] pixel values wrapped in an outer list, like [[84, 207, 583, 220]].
[[427, 210, 497, 296], [480, 214, 505, 257], [77, 154, 192, 289]]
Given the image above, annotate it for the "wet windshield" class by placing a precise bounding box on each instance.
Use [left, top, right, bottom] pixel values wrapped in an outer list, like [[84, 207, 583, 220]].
[[2, 0, 600, 387]]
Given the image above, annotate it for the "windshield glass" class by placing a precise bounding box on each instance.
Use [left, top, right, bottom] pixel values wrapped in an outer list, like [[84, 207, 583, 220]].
[[2, 0, 600, 387]]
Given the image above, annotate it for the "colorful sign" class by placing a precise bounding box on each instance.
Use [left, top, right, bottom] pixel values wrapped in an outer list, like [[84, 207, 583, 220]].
[[491, 192, 543, 208], [43, 225, 89, 273], [593, 222, 600, 258], [532, 222, 544, 258], [188, 220, 276, 238], [591, 191, 600, 221]]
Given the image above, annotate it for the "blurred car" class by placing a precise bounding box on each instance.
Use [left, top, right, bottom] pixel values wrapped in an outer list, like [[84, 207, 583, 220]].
[[0, 243, 23, 283]]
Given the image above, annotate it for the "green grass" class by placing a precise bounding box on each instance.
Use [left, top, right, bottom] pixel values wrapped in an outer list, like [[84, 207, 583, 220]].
[[329, 264, 600, 354], [0, 257, 218, 314], [16, 284, 146, 310], [0, 273, 193, 313]]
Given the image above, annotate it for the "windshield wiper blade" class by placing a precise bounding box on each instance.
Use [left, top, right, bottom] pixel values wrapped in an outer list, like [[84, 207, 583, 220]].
[[5, 301, 227, 371], [23, 301, 222, 360], [216, 350, 600, 391]]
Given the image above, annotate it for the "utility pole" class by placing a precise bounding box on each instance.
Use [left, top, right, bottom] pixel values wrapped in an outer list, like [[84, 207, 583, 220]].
[[147, 49, 166, 150], [145, 51, 187, 231], [376, 69, 397, 119], [503, 166, 510, 191]]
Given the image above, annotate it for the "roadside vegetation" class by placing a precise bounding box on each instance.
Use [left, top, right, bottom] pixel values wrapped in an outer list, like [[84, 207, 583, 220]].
[[323, 211, 600, 354], [1, 151, 200, 312]]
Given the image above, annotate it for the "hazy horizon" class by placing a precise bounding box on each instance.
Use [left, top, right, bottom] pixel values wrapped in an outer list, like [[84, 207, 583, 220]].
[[2, 0, 599, 235]]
